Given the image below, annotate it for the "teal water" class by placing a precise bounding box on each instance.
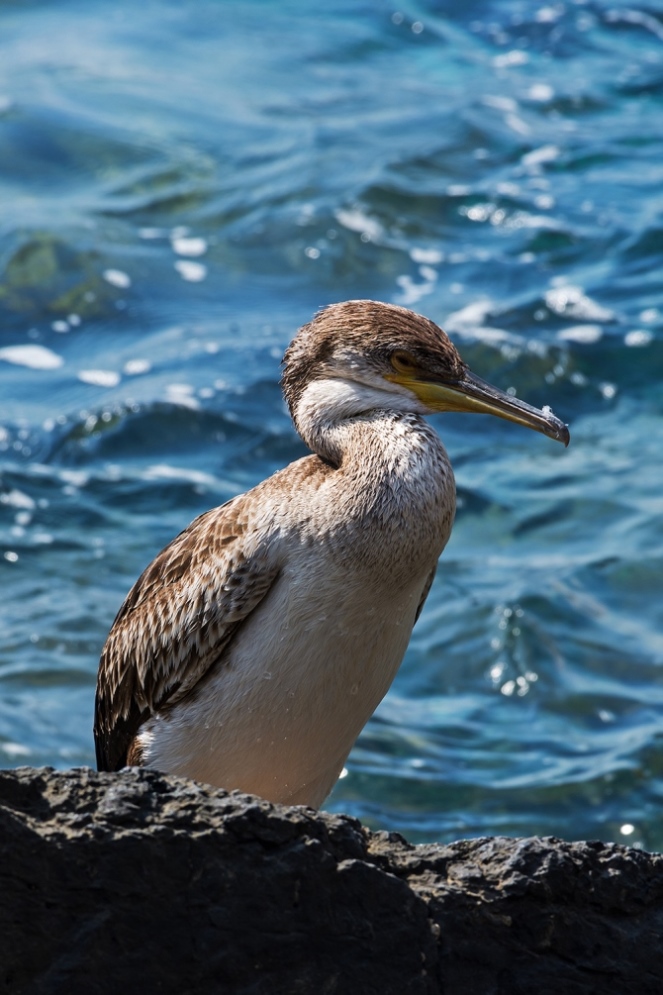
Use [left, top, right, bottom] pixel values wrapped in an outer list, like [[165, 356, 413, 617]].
[[1, 0, 662, 847]]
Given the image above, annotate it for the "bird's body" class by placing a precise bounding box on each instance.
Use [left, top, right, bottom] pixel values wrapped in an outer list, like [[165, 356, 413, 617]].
[[95, 300, 568, 806]]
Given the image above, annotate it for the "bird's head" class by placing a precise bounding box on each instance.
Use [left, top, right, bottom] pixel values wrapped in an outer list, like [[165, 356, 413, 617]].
[[282, 300, 569, 450]]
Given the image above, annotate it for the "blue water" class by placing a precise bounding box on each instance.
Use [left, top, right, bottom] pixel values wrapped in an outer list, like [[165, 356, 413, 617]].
[[1, 0, 662, 847]]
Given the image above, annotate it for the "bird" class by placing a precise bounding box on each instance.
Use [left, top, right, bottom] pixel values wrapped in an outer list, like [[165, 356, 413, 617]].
[[94, 299, 569, 808]]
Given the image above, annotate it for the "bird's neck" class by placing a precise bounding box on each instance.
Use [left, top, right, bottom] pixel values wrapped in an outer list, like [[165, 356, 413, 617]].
[[293, 377, 429, 467], [293, 377, 455, 523]]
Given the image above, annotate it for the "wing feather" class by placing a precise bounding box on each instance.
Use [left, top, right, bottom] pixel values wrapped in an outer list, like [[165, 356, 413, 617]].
[[94, 495, 280, 771]]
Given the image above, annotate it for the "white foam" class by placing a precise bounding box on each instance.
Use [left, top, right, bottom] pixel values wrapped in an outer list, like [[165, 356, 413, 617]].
[[493, 50, 529, 68], [102, 268, 131, 289], [78, 369, 121, 388], [165, 383, 200, 409], [545, 285, 614, 322], [171, 235, 207, 257], [0, 489, 36, 510], [528, 83, 554, 102], [2, 742, 30, 756], [0, 344, 63, 370], [174, 259, 207, 282], [624, 329, 653, 348], [123, 358, 151, 375], [410, 247, 443, 265], [144, 464, 216, 486], [335, 207, 382, 241], [557, 324, 603, 344], [394, 274, 435, 306], [522, 144, 560, 170]]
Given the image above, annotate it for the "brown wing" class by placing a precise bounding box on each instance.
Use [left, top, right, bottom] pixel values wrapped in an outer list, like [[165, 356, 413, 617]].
[[94, 495, 281, 771]]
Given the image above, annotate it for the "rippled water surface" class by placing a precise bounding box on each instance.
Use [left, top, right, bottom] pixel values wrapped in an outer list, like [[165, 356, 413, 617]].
[[1, 0, 663, 846]]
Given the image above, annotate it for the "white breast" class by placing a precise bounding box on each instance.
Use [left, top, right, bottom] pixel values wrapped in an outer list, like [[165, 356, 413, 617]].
[[140, 555, 425, 806]]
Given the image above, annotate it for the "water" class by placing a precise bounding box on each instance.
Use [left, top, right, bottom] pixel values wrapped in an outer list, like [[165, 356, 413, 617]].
[[1, 0, 662, 848]]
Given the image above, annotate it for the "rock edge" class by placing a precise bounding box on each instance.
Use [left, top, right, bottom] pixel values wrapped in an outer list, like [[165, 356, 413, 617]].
[[2, 766, 662, 995]]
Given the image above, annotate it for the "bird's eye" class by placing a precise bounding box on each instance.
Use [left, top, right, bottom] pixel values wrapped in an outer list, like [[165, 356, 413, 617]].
[[390, 350, 418, 375]]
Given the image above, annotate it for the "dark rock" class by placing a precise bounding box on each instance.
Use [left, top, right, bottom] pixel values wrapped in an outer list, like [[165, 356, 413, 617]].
[[1, 766, 662, 995]]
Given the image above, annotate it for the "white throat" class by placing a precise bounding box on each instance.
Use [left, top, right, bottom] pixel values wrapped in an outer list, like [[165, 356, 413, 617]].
[[294, 376, 426, 463]]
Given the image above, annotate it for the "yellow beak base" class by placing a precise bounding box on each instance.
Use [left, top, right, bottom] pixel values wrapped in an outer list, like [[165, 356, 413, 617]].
[[386, 369, 570, 446]]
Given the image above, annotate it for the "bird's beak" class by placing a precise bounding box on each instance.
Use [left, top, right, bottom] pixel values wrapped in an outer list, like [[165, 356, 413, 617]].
[[389, 368, 570, 446]]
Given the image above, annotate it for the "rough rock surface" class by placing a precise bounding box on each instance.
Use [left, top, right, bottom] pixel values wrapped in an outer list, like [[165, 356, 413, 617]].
[[1, 767, 662, 995]]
